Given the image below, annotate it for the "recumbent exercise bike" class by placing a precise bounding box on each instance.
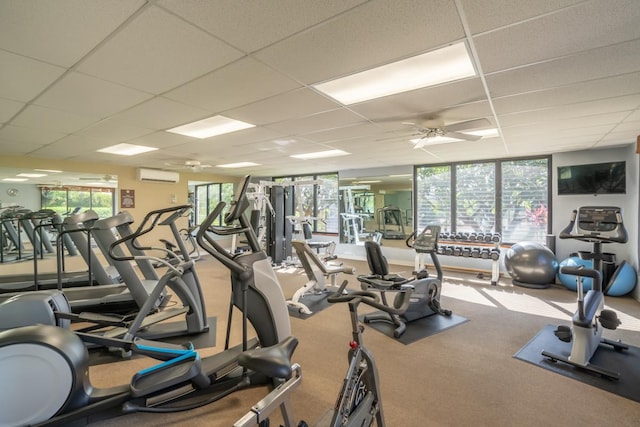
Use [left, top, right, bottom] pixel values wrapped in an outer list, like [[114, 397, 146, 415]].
[[357, 225, 451, 338]]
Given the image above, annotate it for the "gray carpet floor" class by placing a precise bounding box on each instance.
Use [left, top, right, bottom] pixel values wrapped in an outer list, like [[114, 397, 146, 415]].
[[57, 255, 640, 426]]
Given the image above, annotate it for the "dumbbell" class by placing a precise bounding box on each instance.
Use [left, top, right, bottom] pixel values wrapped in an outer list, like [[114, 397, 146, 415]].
[[468, 233, 477, 242], [480, 248, 491, 259], [491, 233, 501, 243], [453, 246, 463, 256], [444, 246, 454, 256], [489, 249, 500, 260], [461, 247, 472, 257], [471, 248, 481, 258]]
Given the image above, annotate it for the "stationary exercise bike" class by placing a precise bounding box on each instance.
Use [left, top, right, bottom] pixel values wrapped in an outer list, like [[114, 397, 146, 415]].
[[357, 225, 451, 337], [233, 279, 414, 426], [0, 175, 293, 426], [542, 206, 629, 380]]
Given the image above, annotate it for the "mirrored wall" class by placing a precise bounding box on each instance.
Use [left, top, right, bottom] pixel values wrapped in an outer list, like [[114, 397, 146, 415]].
[[338, 166, 413, 250]]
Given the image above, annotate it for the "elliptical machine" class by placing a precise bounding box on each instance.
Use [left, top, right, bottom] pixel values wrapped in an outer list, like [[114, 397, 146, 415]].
[[0, 175, 293, 426], [357, 225, 451, 338], [542, 206, 629, 380]]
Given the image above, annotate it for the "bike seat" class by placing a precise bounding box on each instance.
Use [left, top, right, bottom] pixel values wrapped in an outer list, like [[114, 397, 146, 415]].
[[238, 336, 298, 380]]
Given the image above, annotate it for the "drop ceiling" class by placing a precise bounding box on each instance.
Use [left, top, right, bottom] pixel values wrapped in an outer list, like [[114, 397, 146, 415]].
[[0, 0, 639, 181]]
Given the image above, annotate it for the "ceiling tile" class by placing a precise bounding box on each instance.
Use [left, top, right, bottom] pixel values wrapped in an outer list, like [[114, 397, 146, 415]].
[[474, 0, 640, 73], [158, 0, 367, 53], [224, 88, 340, 126], [0, 50, 66, 103], [111, 97, 211, 130], [460, 0, 584, 34], [255, 0, 465, 84], [0, 98, 24, 124], [0, 139, 45, 155], [0, 124, 65, 145], [34, 72, 153, 118], [75, 117, 154, 142], [265, 108, 366, 135], [498, 95, 640, 128], [125, 131, 195, 149], [492, 72, 640, 114], [165, 57, 301, 113], [485, 38, 640, 98], [0, 0, 146, 67], [77, 5, 243, 94], [12, 105, 98, 134], [501, 112, 632, 136]]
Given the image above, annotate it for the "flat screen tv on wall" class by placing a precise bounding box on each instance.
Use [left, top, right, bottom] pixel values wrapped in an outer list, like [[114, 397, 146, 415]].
[[557, 161, 626, 195]]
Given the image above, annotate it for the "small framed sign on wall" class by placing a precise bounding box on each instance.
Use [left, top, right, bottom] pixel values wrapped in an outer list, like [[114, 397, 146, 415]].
[[120, 189, 135, 208]]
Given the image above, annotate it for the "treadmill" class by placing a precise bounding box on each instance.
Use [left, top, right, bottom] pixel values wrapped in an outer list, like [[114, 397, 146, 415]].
[[0, 208, 179, 314], [0, 209, 118, 293]]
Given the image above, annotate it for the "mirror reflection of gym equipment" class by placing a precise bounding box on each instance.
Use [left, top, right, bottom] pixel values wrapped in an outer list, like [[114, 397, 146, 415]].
[[338, 171, 412, 248]]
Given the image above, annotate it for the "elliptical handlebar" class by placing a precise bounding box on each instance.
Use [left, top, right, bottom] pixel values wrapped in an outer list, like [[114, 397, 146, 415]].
[[108, 204, 192, 261], [327, 280, 414, 316]]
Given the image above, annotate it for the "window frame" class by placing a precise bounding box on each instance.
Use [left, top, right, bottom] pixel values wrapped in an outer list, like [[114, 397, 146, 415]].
[[414, 155, 551, 244]]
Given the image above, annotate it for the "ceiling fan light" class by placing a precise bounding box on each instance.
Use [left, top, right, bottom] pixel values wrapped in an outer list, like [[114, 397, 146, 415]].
[[313, 42, 476, 105]]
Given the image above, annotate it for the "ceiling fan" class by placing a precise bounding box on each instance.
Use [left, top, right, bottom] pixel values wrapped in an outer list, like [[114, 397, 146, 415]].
[[402, 117, 492, 149], [164, 159, 213, 172]]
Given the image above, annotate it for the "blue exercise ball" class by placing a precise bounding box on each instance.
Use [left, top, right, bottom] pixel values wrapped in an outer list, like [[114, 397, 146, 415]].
[[557, 257, 593, 291], [605, 261, 637, 297], [504, 241, 558, 288]]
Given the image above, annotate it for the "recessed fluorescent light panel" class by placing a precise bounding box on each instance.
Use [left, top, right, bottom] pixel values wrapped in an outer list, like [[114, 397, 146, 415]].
[[17, 173, 47, 178], [313, 42, 476, 105], [97, 143, 158, 156], [291, 149, 350, 160], [34, 169, 62, 173], [2, 178, 28, 182], [216, 162, 259, 168], [167, 115, 255, 139]]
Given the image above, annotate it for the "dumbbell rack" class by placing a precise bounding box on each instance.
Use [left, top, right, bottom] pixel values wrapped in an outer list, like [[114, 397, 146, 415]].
[[437, 232, 502, 285]]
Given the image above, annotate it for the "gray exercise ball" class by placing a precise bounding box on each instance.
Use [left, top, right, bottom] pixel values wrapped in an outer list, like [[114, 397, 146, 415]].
[[503, 241, 558, 289]]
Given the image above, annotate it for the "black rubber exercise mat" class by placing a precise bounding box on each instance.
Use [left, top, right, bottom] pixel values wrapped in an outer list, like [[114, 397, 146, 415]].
[[361, 312, 469, 345], [514, 324, 640, 403]]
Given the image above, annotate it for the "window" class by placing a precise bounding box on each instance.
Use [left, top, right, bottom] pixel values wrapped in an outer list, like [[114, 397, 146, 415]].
[[415, 157, 550, 244], [501, 159, 549, 242], [40, 186, 115, 218], [193, 182, 234, 226]]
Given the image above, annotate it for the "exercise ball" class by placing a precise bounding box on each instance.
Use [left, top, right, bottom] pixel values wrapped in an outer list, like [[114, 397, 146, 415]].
[[557, 256, 593, 291], [504, 241, 558, 288], [604, 261, 637, 297]]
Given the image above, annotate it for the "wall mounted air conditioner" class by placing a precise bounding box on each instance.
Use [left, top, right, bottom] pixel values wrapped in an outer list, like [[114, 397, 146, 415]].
[[136, 168, 180, 184]]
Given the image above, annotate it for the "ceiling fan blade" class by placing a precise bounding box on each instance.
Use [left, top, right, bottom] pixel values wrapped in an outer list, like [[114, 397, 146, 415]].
[[413, 138, 428, 149], [445, 131, 482, 141], [445, 118, 491, 133]]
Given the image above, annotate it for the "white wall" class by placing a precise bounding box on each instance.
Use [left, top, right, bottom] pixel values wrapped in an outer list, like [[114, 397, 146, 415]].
[[552, 145, 639, 300], [0, 184, 41, 210]]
